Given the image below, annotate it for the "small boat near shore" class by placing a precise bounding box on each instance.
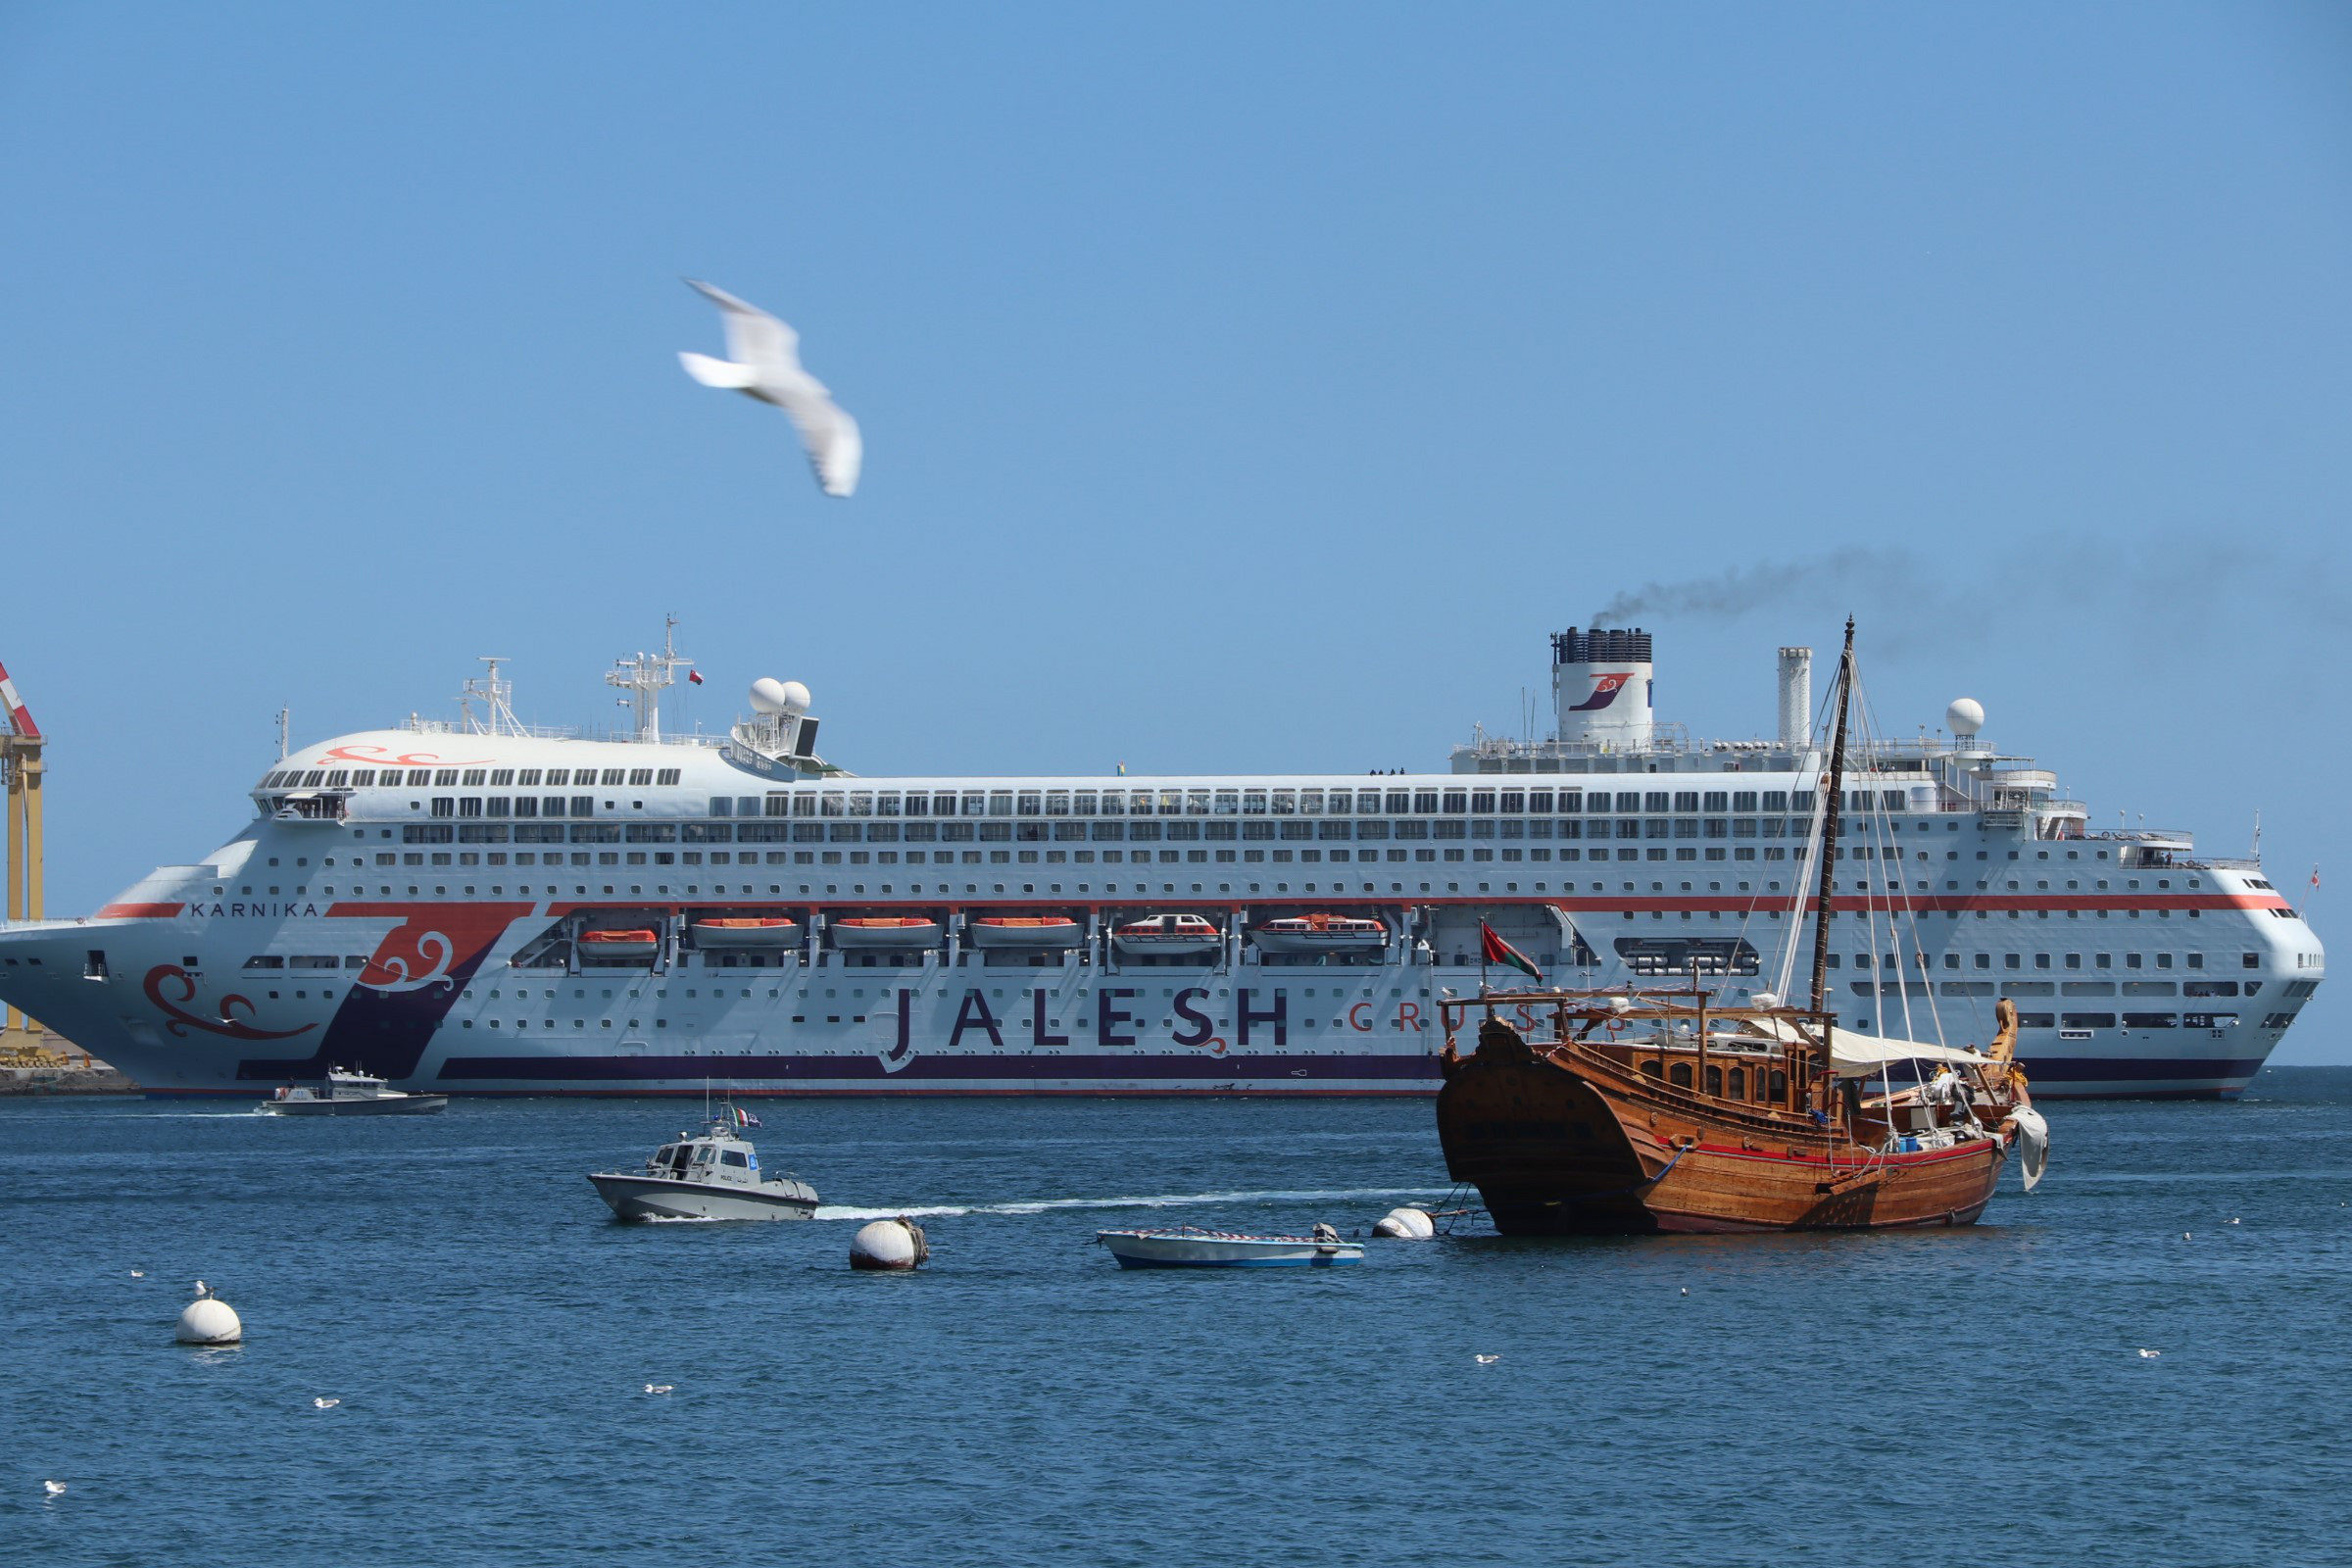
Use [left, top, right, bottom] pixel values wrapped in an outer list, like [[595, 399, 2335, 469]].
[[1096, 1223, 1361, 1268], [587, 1109, 819, 1221], [262, 1067, 447, 1116]]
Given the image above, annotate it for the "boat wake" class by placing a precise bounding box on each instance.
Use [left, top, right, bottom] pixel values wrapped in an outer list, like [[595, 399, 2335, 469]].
[[813, 1185, 1444, 1223]]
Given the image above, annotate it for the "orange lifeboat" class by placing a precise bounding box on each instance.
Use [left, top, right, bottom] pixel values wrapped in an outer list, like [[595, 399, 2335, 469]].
[[1110, 913, 1223, 959], [968, 915, 1083, 951], [830, 916, 945, 952], [1250, 913, 1388, 955], [578, 928, 661, 961], [690, 917, 803, 951]]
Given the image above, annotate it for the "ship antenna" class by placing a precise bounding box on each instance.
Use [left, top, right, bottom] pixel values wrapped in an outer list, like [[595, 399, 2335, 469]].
[[1805, 617, 1855, 1045]]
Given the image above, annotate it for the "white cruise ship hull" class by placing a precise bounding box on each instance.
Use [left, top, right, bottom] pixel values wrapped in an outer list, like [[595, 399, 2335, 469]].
[[0, 621, 2322, 1101]]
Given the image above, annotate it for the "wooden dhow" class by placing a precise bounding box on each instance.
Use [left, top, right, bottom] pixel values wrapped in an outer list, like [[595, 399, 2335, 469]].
[[1434, 621, 2049, 1235]]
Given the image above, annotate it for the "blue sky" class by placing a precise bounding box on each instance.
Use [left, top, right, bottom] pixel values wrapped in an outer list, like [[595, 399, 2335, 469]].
[[3, 4, 2347, 1058]]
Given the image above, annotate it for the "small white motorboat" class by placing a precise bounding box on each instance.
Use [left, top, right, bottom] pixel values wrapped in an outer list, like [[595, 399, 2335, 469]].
[[1250, 913, 1389, 955], [587, 1110, 819, 1221], [968, 915, 1083, 951], [261, 1067, 448, 1116], [1096, 1223, 1362, 1268], [690, 917, 802, 951], [830, 916, 944, 951], [1110, 913, 1223, 959]]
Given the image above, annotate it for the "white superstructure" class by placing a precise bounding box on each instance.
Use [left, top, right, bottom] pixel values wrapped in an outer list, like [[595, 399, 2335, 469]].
[[0, 623, 2322, 1098]]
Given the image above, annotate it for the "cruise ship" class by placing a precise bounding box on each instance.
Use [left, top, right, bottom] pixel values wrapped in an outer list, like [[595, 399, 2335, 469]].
[[0, 623, 2323, 1098]]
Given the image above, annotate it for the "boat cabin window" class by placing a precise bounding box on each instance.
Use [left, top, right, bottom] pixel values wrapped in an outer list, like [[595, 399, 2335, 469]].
[[849, 793, 874, 816], [1072, 791, 1097, 816], [1214, 791, 1240, 815], [876, 793, 902, 816], [1298, 790, 1324, 813], [1189, 790, 1212, 815], [1415, 790, 1441, 812], [902, 793, 930, 816], [1728, 1066, 1746, 1099], [1669, 1062, 1693, 1088], [1270, 790, 1295, 815], [1044, 792, 1068, 816], [720, 1149, 750, 1168], [991, 792, 1015, 816], [543, 769, 569, 787], [1704, 1065, 1723, 1096], [1243, 791, 1267, 815], [1769, 1069, 1788, 1102], [1098, 792, 1124, 816], [963, 793, 988, 817]]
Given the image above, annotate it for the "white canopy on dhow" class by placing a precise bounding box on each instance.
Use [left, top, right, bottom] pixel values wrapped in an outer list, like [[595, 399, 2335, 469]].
[[1742, 1018, 1997, 1080]]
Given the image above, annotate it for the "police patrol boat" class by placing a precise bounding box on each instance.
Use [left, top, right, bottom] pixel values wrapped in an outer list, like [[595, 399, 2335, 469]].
[[586, 1106, 819, 1221], [0, 618, 2323, 1100]]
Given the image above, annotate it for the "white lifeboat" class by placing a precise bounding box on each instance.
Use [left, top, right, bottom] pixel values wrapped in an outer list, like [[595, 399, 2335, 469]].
[[578, 927, 661, 961], [830, 916, 945, 952], [1110, 913, 1223, 959], [691, 917, 803, 951], [968, 915, 1083, 951], [1250, 913, 1389, 955]]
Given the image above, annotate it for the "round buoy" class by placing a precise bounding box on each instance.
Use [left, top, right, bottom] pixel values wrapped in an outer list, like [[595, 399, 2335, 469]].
[[1372, 1206, 1436, 1241], [850, 1217, 928, 1271], [175, 1283, 242, 1346]]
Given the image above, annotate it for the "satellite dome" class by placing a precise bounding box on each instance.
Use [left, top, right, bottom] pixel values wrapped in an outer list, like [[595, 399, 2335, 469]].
[[1946, 698, 1984, 738], [749, 678, 811, 718]]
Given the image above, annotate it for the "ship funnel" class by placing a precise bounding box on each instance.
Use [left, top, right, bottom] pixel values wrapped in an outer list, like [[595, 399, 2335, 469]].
[[1777, 647, 1812, 747], [1551, 627, 1653, 749]]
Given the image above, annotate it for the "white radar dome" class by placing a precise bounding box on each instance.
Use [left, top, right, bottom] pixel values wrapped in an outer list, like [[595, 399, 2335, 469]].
[[749, 678, 811, 718], [1946, 698, 1984, 738]]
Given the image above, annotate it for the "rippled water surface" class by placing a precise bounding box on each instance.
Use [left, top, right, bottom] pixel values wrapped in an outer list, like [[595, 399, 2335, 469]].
[[5, 1072, 2349, 1566]]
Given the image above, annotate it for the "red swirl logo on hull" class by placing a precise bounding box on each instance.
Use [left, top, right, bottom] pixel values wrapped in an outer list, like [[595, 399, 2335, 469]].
[[141, 965, 318, 1042]]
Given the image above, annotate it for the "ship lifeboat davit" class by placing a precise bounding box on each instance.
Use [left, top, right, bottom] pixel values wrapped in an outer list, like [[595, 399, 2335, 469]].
[[830, 916, 945, 952], [578, 928, 661, 961], [691, 917, 803, 951], [1250, 913, 1389, 955], [968, 915, 1083, 951], [1110, 913, 1223, 959]]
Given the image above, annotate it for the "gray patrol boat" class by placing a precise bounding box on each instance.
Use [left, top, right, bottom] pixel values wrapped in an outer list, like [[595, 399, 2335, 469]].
[[587, 1111, 819, 1221]]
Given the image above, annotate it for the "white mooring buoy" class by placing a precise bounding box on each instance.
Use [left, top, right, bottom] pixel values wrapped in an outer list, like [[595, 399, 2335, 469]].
[[175, 1281, 242, 1346], [851, 1217, 929, 1271], [1372, 1206, 1436, 1241]]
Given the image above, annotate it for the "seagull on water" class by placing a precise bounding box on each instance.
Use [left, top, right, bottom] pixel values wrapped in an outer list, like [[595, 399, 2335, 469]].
[[644, 1383, 675, 1396], [129, 1271, 143, 1279], [314, 1397, 340, 1409], [679, 279, 861, 498], [1474, 1354, 1500, 1365], [43, 1481, 66, 1497], [2138, 1348, 2162, 1359]]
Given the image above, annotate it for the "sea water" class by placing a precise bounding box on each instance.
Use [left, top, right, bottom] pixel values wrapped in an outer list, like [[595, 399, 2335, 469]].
[[4, 1072, 2348, 1567]]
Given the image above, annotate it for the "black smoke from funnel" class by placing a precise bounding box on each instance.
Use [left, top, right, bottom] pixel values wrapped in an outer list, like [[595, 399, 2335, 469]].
[[1590, 549, 1912, 628]]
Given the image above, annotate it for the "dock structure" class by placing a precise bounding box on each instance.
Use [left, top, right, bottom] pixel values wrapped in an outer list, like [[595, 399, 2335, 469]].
[[1, 656, 46, 1042]]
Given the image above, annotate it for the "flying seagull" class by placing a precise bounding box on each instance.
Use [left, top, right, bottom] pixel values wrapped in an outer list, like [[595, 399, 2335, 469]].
[[679, 279, 861, 498]]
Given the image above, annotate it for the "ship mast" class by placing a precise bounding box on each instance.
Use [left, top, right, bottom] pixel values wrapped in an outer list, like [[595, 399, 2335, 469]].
[[1806, 617, 1856, 1043]]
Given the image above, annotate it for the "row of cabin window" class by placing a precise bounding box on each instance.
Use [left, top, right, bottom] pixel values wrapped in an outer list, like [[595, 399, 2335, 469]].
[[709, 787, 1833, 818], [262, 765, 683, 790], [400, 817, 1819, 846], [1833, 951, 2217, 973]]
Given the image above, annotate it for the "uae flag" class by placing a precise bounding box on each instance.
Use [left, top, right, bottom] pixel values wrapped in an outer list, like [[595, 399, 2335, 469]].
[[1480, 920, 1543, 982]]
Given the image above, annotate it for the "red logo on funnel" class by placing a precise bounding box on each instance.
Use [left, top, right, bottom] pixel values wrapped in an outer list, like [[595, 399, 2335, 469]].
[[1569, 672, 1634, 712]]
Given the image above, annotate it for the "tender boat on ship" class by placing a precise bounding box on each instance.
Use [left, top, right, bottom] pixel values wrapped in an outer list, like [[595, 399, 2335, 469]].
[[586, 1110, 819, 1221], [690, 917, 801, 951], [830, 916, 944, 951], [1111, 913, 1223, 959], [1251, 913, 1389, 955], [968, 915, 1083, 951], [1096, 1223, 1362, 1268], [578, 928, 660, 961], [262, 1067, 447, 1116]]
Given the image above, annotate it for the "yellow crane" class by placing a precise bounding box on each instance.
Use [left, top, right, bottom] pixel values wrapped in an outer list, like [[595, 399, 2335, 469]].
[[1, 657, 46, 1049]]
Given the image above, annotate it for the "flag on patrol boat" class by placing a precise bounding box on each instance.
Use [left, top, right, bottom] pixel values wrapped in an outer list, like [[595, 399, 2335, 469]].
[[730, 1105, 760, 1128], [688, 669, 704, 686], [1479, 921, 1543, 982]]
